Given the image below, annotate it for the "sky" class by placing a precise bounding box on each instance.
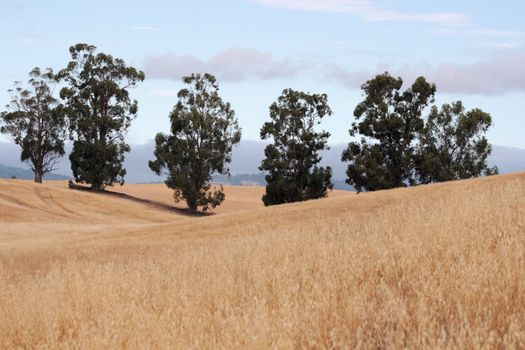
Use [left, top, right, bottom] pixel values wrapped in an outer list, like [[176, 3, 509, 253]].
[[1, 0, 525, 148]]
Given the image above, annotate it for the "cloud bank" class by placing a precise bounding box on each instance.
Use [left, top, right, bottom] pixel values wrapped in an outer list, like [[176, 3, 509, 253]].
[[145, 46, 525, 96], [327, 52, 525, 95], [143, 48, 305, 82]]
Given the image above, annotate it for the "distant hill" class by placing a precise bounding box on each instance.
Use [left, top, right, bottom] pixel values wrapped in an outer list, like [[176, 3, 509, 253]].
[[213, 173, 266, 186], [1, 140, 524, 184], [120, 141, 524, 184], [0, 163, 69, 180], [212, 173, 354, 191]]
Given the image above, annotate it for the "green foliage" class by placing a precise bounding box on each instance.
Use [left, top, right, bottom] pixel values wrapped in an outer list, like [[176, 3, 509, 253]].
[[343, 73, 497, 191], [0, 67, 67, 183], [149, 73, 241, 213], [415, 101, 498, 183], [58, 43, 144, 191], [342, 72, 436, 192], [259, 89, 333, 206]]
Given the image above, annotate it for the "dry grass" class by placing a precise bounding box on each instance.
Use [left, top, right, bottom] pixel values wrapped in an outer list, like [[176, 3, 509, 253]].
[[44, 181, 349, 214], [109, 183, 268, 214], [0, 174, 524, 349]]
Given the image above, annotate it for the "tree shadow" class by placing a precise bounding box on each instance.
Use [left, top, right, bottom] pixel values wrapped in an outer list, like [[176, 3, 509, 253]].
[[67, 180, 213, 217]]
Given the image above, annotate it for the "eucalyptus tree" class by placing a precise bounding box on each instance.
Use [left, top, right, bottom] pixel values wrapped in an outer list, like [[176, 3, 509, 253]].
[[342, 72, 436, 192], [259, 89, 333, 206], [415, 101, 498, 183], [149, 73, 241, 213], [58, 43, 144, 191], [1, 67, 67, 183]]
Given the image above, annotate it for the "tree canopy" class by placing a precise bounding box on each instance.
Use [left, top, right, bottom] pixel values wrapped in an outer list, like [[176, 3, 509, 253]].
[[342, 72, 436, 192], [0, 67, 67, 183], [149, 73, 241, 213], [342, 72, 497, 192], [415, 101, 498, 183], [260, 89, 333, 206], [58, 43, 144, 191]]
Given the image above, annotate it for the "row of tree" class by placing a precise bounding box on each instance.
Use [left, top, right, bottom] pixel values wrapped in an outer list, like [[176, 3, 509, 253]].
[[0, 44, 144, 189], [0, 43, 497, 213]]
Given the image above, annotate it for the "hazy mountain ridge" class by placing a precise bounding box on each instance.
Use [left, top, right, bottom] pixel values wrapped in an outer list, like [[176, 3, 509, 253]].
[[1, 140, 524, 185], [0, 163, 69, 180]]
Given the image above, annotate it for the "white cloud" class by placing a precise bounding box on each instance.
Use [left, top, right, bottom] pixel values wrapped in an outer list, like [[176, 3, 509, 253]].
[[325, 51, 525, 95], [251, 0, 468, 24], [143, 48, 306, 82], [472, 29, 525, 39], [483, 41, 522, 50], [145, 46, 525, 95], [438, 27, 525, 50], [473, 29, 525, 50], [421, 53, 525, 95]]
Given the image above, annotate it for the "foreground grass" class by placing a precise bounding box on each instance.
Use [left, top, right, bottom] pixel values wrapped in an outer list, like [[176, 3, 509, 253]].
[[0, 175, 524, 349]]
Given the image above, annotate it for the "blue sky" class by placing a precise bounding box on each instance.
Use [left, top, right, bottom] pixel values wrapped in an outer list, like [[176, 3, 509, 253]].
[[1, 0, 525, 147]]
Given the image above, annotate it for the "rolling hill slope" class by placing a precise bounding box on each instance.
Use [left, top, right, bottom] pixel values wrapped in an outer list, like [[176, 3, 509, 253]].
[[0, 174, 524, 348]]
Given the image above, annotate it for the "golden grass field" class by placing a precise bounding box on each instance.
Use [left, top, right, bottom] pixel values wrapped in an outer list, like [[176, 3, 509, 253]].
[[1, 174, 524, 349]]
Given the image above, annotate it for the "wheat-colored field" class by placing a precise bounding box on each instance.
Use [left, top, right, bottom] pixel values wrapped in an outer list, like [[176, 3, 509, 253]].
[[44, 181, 349, 214], [0, 174, 524, 349]]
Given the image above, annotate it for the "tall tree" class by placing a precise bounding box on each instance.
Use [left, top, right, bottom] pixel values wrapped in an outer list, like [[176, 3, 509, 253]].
[[415, 101, 498, 183], [58, 43, 144, 191], [342, 72, 436, 192], [0, 67, 67, 183], [259, 89, 333, 206], [149, 73, 241, 213]]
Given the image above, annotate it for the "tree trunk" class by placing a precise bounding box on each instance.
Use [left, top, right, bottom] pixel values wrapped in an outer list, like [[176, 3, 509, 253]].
[[90, 183, 104, 192], [34, 169, 43, 184]]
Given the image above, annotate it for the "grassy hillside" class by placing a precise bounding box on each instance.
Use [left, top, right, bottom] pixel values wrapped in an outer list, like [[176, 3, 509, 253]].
[[108, 182, 349, 214], [1, 174, 524, 348]]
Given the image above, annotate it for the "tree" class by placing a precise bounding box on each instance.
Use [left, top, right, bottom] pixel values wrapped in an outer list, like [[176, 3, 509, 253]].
[[342, 72, 436, 192], [259, 89, 333, 206], [58, 43, 144, 191], [415, 101, 498, 183], [0, 67, 67, 183], [149, 73, 241, 213]]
